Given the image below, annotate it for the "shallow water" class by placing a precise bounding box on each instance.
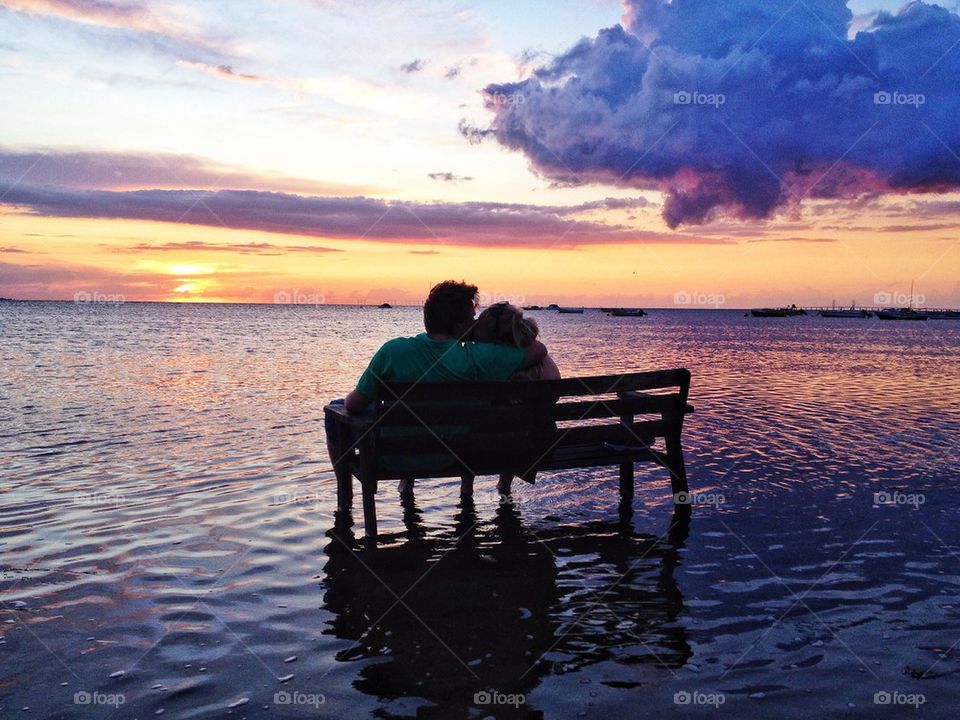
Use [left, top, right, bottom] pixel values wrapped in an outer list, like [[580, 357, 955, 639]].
[[2, 302, 959, 718]]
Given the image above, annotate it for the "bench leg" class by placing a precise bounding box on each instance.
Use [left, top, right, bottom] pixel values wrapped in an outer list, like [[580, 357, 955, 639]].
[[329, 422, 353, 511], [665, 432, 689, 500], [619, 461, 634, 501], [460, 473, 474, 498], [361, 478, 378, 539], [335, 462, 353, 511], [357, 442, 378, 539]]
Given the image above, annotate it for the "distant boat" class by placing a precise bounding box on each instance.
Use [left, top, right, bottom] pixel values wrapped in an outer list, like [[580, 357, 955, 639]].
[[927, 310, 960, 319], [556, 307, 584, 314], [751, 304, 806, 317], [608, 308, 647, 317], [547, 303, 560, 309], [522, 305, 543, 311], [876, 281, 927, 320], [820, 308, 871, 318], [820, 303, 870, 318], [377, 302, 392, 309], [875, 308, 928, 321]]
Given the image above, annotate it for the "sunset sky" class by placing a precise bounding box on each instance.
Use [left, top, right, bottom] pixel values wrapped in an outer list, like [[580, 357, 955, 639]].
[[1, 0, 959, 307]]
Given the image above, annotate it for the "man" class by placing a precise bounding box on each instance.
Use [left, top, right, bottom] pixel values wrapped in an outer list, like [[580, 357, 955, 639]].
[[330, 280, 548, 494]]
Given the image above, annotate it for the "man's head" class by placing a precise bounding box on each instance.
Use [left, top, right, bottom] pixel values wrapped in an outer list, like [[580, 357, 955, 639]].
[[423, 280, 478, 337]]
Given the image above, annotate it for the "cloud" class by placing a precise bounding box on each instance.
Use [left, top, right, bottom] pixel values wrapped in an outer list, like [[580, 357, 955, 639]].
[[471, 0, 960, 227], [744, 236, 838, 243], [0, 147, 382, 195], [0, 0, 229, 63], [1, 183, 728, 247], [875, 222, 959, 232], [0, 258, 164, 299], [399, 58, 425, 73], [0, 245, 27, 252], [118, 240, 343, 255], [176, 60, 262, 83], [427, 171, 473, 183]]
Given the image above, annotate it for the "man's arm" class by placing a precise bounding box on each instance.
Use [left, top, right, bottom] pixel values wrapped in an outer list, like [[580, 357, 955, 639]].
[[344, 388, 372, 415], [518, 340, 547, 369]]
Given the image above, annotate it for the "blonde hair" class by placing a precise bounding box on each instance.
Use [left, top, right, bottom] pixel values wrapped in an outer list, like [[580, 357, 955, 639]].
[[473, 303, 539, 347]]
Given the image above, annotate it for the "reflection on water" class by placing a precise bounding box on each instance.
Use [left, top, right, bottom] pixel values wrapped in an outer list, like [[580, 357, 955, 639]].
[[322, 501, 691, 717], [2, 303, 960, 717]]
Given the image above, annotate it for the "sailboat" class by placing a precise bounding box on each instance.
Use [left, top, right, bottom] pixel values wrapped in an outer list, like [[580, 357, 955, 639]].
[[876, 282, 928, 321]]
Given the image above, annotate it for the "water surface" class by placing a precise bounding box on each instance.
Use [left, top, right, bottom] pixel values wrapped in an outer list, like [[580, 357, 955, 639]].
[[2, 303, 959, 718]]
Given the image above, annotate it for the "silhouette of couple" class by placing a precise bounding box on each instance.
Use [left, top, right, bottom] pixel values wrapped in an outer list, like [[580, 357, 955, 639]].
[[325, 280, 560, 495]]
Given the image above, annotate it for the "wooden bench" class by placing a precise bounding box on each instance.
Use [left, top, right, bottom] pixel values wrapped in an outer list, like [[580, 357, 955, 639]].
[[324, 369, 693, 538]]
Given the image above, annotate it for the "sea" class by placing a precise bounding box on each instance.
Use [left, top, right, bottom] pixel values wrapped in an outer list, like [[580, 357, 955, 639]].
[[2, 301, 959, 718]]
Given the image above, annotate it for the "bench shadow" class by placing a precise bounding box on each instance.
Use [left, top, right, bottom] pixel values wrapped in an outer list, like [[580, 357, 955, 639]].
[[321, 501, 692, 718]]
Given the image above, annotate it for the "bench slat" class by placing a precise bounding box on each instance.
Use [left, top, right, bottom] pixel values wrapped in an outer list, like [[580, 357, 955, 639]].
[[381, 369, 690, 403], [374, 393, 686, 427], [373, 419, 666, 457], [371, 445, 669, 480]]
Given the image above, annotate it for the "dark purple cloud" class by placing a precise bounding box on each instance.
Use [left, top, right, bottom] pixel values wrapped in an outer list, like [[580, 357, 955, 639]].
[[0, 182, 726, 247], [471, 0, 960, 227], [0, 148, 379, 195], [399, 59, 425, 73]]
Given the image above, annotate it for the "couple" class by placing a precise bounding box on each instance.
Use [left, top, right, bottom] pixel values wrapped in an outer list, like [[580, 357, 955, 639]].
[[328, 280, 560, 495]]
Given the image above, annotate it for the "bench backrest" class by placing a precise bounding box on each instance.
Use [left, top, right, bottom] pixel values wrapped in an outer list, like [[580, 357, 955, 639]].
[[368, 369, 691, 477]]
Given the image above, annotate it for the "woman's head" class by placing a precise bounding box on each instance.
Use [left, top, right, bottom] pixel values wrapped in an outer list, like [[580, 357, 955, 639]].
[[472, 303, 539, 347]]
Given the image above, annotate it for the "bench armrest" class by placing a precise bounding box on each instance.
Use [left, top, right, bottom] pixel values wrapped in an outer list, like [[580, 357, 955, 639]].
[[617, 390, 694, 414], [323, 402, 376, 430]]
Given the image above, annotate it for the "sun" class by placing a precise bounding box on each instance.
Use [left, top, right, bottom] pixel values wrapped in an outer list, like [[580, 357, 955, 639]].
[[168, 264, 212, 276]]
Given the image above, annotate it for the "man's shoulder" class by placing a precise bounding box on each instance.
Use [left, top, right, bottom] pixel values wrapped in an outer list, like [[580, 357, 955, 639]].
[[379, 334, 425, 352]]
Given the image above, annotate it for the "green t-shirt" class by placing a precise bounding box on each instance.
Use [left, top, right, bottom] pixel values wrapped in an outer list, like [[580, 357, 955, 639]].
[[356, 333, 526, 396]]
